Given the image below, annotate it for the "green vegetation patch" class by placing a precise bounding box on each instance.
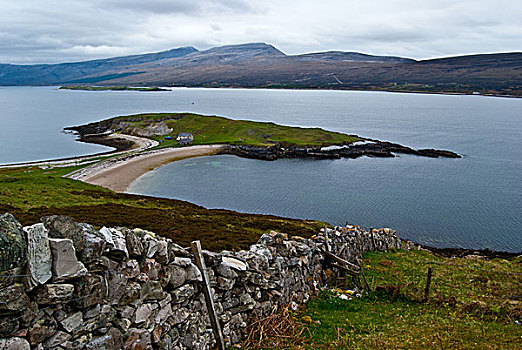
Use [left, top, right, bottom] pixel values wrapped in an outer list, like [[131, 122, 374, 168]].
[[0, 167, 325, 251], [109, 113, 362, 147], [60, 86, 168, 92], [245, 249, 521, 349]]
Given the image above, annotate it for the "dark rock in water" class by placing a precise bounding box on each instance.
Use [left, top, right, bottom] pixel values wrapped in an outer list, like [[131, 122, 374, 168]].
[[0, 213, 27, 271], [222, 141, 460, 161], [417, 149, 462, 158]]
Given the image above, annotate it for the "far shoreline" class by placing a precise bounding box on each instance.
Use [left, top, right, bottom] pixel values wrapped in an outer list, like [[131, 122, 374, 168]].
[[56, 84, 522, 99]]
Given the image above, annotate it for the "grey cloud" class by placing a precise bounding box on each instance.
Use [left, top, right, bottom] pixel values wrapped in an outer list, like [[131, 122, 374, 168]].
[[99, 0, 254, 15], [101, 0, 202, 15], [345, 28, 432, 43], [0, 0, 520, 64]]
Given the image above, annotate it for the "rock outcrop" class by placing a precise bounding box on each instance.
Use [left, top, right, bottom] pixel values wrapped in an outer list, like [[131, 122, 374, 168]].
[[224, 141, 461, 161], [0, 214, 413, 349]]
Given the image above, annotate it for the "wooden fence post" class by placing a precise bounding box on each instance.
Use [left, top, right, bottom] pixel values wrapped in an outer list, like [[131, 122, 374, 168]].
[[191, 240, 226, 350], [324, 226, 330, 253], [424, 266, 433, 302], [357, 258, 371, 290], [370, 227, 376, 251]]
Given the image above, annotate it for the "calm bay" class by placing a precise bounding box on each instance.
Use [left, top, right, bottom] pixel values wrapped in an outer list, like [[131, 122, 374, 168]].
[[1, 87, 520, 251]]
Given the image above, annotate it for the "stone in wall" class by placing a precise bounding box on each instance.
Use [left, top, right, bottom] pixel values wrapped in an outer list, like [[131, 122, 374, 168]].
[[49, 238, 87, 282], [0, 213, 27, 271], [24, 223, 53, 289], [0, 337, 30, 350]]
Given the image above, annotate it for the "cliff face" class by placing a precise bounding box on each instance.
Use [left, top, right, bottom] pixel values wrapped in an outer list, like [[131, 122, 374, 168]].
[[0, 213, 409, 349]]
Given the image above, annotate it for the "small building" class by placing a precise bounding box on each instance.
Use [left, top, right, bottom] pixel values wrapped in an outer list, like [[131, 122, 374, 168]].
[[176, 132, 194, 145], [164, 136, 173, 140]]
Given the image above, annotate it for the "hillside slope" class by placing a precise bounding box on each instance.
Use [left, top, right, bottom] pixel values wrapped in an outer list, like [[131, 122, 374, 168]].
[[1, 43, 520, 96]]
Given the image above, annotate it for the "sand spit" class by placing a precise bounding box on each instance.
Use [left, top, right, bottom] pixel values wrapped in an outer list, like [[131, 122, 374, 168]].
[[67, 145, 226, 192]]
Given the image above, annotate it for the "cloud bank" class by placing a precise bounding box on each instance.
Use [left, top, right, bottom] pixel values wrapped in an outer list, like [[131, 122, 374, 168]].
[[0, 0, 520, 64]]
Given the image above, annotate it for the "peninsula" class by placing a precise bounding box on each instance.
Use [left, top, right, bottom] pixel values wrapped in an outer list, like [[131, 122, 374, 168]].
[[59, 85, 169, 92], [65, 113, 460, 192]]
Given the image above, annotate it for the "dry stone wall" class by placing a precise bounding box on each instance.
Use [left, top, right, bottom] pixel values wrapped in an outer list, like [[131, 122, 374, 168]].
[[0, 213, 407, 349]]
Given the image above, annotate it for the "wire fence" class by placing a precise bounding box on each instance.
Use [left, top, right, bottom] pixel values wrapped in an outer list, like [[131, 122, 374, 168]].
[[360, 255, 521, 304]]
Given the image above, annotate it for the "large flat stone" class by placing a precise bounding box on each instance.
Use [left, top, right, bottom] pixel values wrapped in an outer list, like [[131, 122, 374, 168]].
[[44, 330, 71, 348], [24, 223, 52, 289], [222, 256, 248, 271], [49, 238, 87, 282], [124, 328, 151, 350]]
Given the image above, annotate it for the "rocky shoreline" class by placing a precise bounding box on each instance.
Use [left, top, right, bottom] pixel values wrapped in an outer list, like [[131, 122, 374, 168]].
[[70, 131, 460, 163], [421, 245, 520, 259], [223, 141, 460, 161]]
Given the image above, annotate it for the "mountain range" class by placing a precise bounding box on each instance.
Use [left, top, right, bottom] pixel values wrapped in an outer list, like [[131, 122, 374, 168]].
[[1, 43, 521, 96]]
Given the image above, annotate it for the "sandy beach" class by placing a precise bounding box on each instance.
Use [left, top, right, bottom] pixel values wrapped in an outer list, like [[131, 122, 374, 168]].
[[68, 144, 226, 192]]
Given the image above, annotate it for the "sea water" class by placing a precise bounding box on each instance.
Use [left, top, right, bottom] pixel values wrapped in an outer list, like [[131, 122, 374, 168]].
[[1, 87, 520, 251]]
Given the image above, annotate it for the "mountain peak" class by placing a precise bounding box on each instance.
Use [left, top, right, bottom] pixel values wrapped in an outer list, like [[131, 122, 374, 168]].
[[200, 43, 286, 57]]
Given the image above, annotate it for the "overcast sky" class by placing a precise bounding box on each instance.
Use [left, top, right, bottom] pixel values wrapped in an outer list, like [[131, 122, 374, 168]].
[[1, 0, 521, 64]]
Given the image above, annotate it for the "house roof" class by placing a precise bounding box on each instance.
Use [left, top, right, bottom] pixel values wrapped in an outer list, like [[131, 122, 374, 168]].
[[177, 132, 193, 138]]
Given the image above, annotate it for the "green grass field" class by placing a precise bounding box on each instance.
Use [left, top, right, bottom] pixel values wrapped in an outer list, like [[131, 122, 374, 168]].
[[244, 249, 521, 349], [0, 166, 325, 251]]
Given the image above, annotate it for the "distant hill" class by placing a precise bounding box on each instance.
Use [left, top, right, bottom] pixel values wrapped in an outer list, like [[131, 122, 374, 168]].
[[0, 46, 197, 85], [294, 51, 415, 63], [0, 43, 520, 96]]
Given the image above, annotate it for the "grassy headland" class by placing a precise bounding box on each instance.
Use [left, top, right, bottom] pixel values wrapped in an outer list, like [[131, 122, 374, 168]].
[[87, 112, 362, 148]]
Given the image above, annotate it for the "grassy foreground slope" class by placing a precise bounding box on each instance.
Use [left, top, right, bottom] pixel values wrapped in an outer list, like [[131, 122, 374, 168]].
[[0, 166, 325, 251], [247, 249, 521, 349], [95, 113, 362, 147]]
